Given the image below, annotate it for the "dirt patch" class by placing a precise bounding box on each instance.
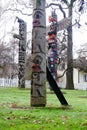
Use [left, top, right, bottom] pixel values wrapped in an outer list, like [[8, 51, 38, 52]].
[[79, 96, 87, 98]]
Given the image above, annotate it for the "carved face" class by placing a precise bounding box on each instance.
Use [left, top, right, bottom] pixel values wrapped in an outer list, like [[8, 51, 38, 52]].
[[33, 55, 42, 65], [33, 10, 45, 27], [34, 11, 42, 19]]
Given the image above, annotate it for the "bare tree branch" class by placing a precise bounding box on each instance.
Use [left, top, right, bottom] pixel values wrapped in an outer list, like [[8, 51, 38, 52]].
[[4, 8, 32, 16], [46, 3, 66, 18], [57, 68, 67, 78]]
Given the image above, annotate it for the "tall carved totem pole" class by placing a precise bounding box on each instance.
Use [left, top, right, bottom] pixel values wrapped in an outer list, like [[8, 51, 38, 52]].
[[31, 0, 46, 106], [14, 18, 27, 88]]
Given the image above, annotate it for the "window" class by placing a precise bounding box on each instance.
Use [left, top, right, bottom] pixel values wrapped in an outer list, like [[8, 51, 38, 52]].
[[84, 74, 87, 82]]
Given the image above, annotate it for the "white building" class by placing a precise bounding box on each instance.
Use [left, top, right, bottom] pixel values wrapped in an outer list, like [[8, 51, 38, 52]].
[[58, 59, 87, 90]]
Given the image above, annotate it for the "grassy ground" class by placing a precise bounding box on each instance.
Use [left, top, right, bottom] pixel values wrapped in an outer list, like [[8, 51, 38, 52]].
[[0, 87, 87, 130]]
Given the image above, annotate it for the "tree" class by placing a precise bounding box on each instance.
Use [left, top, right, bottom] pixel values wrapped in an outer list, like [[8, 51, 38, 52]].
[[77, 43, 87, 58], [65, 0, 86, 89], [0, 40, 18, 78], [73, 43, 87, 72], [66, 2, 74, 89]]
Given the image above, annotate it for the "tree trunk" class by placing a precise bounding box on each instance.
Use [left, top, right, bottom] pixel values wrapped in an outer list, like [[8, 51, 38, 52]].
[[66, 6, 74, 89], [31, 0, 46, 106]]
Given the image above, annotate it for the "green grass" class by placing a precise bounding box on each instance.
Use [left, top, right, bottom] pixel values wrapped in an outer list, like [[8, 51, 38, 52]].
[[0, 87, 87, 130]]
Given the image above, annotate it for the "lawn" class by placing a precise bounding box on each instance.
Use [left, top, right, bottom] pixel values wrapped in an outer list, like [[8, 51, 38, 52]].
[[0, 87, 87, 130]]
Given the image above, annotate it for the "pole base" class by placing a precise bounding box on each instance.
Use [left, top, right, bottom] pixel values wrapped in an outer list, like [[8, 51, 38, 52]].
[[31, 97, 46, 107]]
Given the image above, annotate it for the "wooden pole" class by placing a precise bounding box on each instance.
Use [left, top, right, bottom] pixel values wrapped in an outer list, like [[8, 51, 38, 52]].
[[48, 10, 58, 86], [16, 18, 27, 88], [31, 0, 46, 106]]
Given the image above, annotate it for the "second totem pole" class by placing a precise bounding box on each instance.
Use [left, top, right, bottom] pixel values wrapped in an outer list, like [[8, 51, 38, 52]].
[[14, 18, 27, 88], [48, 11, 58, 86]]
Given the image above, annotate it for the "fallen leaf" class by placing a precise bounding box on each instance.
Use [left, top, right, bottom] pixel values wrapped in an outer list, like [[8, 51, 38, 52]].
[[5, 117, 11, 120], [9, 103, 17, 108], [81, 122, 87, 126], [10, 123, 15, 126]]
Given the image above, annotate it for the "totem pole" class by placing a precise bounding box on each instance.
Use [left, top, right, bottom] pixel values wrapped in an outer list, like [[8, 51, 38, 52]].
[[31, 0, 46, 106], [48, 10, 58, 85], [47, 11, 69, 106], [13, 17, 27, 88]]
